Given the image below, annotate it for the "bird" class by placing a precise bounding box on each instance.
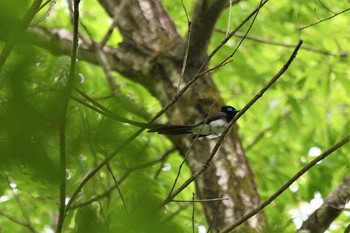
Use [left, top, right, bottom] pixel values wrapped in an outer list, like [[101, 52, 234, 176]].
[[147, 106, 240, 138]]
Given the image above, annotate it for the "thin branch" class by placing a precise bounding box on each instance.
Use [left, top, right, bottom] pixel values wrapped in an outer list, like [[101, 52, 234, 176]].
[[201, 0, 269, 73], [121, 147, 176, 181], [224, 0, 242, 7], [67, 0, 90, 46], [181, 0, 190, 22], [161, 40, 303, 207], [0, 0, 43, 69], [106, 163, 129, 213], [221, 134, 350, 233], [207, 195, 224, 233], [78, 19, 121, 94], [172, 197, 229, 203], [100, 15, 118, 47], [245, 126, 272, 152], [56, 0, 80, 232], [72, 88, 147, 126], [314, 8, 322, 21], [7, 180, 37, 233], [208, 0, 263, 74], [300, 7, 350, 30], [30, 0, 57, 26], [177, 0, 191, 91], [95, 46, 120, 94], [39, 0, 52, 10], [0, 210, 35, 232], [318, 0, 335, 14], [192, 193, 195, 233], [226, 0, 233, 37], [215, 29, 349, 57], [153, 155, 169, 180], [245, 111, 291, 151]]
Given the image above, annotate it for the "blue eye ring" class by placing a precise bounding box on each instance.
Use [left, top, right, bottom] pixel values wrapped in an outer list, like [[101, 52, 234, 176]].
[[227, 107, 233, 111]]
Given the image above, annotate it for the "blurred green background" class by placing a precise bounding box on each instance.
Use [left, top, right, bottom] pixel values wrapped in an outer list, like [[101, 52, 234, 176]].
[[0, 0, 349, 232]]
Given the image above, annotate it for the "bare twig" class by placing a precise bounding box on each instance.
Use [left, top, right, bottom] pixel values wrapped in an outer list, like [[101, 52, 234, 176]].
[[221, 134, 350, 233], [180, 0, 190, 27], [300, 7, 350, 30], [7, 180, 37, 233], [177, 0, 191, 91], [39, 0, 52, 10], [118, 147, 176, 183], [30, 0, 56, 26], [71, 95, 123, 123], [78, 19, 121, 94], [67, 0, 90, 46], [318, 0, 335, 14], [245, 111, 291, 151], [0, 210, 36, 232], [106, 163, 129, 213], [207, 0, 263, 75], [226, 0, 233, 37], [224, 0, 242, 7], [207, 195, 224, 233], [154, 156, 169, 179], [100, 15, 118, 47], [202, 0, 269, 73], [56, 0, 80, 232], [215, 29, 348, 57], [192, 193, 195, 233], [72, 89, 149, 126], [172, 197, 229, 203], [161, 40, 303, 207]]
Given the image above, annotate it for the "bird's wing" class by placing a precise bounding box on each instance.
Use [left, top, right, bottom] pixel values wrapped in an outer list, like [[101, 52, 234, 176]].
[[194, 111, 227, 126]]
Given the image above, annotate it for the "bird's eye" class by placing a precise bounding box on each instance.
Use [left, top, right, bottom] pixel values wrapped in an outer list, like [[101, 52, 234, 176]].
[[227, 107, 233, 111]]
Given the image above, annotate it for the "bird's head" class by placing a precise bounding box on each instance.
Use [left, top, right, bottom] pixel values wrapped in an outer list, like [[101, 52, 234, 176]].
[[221, 106, 240, 121]]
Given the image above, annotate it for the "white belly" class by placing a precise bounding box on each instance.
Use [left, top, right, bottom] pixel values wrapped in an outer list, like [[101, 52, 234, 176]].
[[192, 119, 227, 136]]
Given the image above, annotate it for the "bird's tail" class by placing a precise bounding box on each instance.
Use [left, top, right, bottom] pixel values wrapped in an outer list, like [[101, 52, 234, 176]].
[[147, 124, 193, 135], [117, 119, 194, 136]]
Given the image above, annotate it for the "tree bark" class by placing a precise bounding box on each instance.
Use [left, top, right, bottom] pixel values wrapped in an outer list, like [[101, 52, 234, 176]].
[[1, 0, 267, 231], [300, 174, 350, 233]]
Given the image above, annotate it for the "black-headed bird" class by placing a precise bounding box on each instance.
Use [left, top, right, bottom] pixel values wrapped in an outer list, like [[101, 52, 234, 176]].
[[148, 106, 240, 138]]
